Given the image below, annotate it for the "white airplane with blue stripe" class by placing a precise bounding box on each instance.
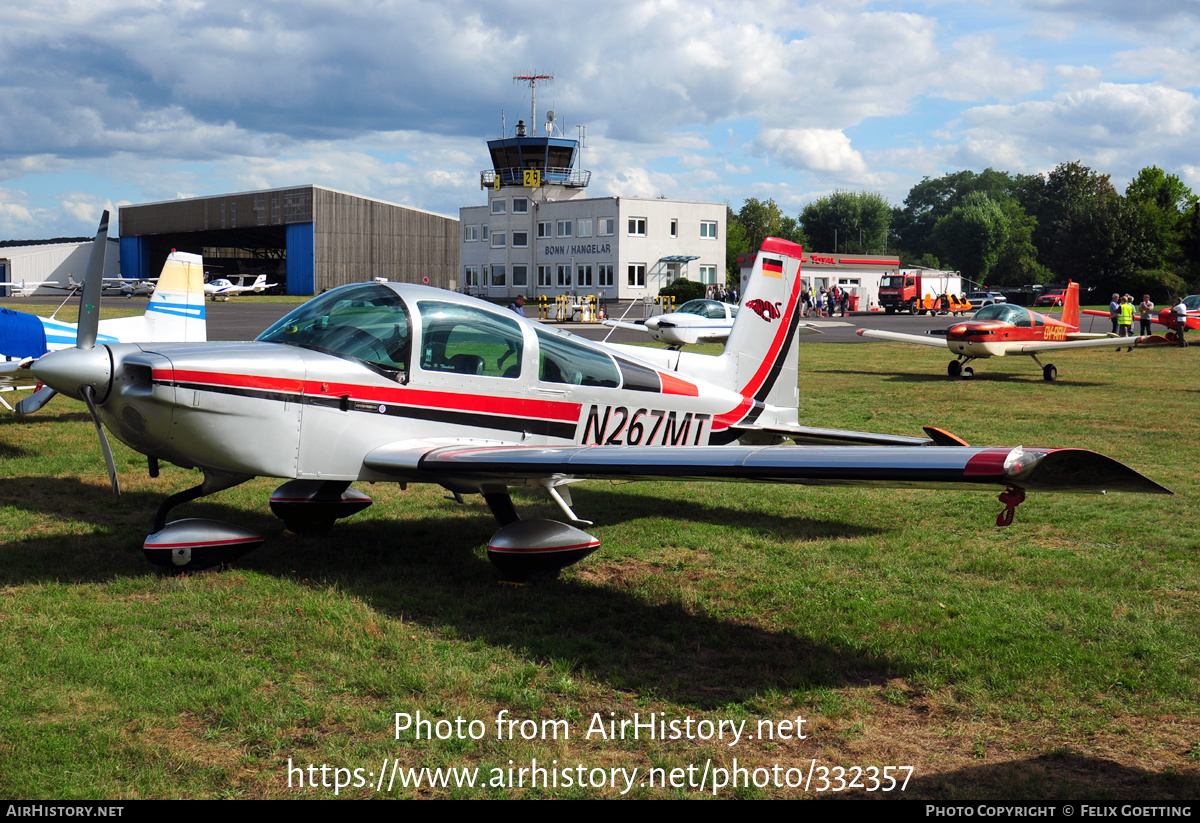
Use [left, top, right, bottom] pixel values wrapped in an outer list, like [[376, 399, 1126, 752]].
[[0, 212, 206, 412]]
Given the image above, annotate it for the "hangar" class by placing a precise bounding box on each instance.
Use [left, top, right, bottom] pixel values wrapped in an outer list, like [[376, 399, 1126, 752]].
[[118, 186, 459, 296]]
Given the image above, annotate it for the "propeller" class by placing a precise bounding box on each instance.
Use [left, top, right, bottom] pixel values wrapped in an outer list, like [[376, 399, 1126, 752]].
[[30, 211, 121, 500], [14, 385, 56, 414], [15, 211, 110, 417]]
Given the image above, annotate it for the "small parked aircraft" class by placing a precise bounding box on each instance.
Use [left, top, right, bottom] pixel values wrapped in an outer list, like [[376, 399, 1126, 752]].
[[0, 213, 207, 412], [856, 282, 1167, 381], [603, 298, 742, 346], [1081, 296, 1200, 342], [30, 236, 1168, 579], [204, 274, 276, 301]]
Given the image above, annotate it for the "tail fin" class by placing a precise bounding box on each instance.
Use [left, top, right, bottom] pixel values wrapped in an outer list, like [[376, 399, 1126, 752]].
[[251, 274, 268, 292], [144, 252, 207, 342], [673, 237, 805, 427], [1062, 281, 1080, 330]]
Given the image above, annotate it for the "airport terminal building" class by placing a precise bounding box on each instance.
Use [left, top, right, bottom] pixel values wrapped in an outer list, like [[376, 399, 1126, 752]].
[[459, 127, 725, 301]]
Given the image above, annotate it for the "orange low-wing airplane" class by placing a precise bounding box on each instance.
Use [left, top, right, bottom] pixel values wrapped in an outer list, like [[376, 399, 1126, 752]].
[[857, 282, 1169, 381], [1081, 296, 1200, 342]]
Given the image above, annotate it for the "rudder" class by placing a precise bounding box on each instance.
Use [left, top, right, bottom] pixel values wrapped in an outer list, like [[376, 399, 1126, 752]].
[[1062, 281, 1080, 330], [145, 252, 207, 342]]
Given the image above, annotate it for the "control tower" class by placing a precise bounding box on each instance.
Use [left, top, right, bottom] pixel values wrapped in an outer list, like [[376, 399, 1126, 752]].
[[479, 74, 591, 194]]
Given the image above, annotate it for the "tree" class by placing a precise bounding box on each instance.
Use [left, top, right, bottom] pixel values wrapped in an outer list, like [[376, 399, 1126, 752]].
[[930, 192, 1008, 283], [893, 169, 1020, 261], [799, 190, 891, 253], [1121, 166, 1197, 274], [1018, 161, 1124, 290], [727, 199, 807, 281]]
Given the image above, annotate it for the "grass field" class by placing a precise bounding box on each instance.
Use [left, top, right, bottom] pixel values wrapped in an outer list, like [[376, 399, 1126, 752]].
[[0, 336, 1196, 799]]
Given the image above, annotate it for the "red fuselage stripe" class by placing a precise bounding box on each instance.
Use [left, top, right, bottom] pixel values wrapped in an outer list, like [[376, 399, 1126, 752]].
[[155, 369, 582, 422]]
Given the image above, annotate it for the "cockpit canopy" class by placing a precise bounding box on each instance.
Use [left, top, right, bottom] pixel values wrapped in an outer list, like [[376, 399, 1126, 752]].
[[258, 284, 411, 379], [257, 283, 627, 388], [973, 303, 1035, 327], [675, 299, 737, 319]]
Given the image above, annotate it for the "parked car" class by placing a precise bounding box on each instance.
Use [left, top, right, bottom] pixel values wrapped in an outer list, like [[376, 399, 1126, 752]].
[[1035, 289, 1067, 307], [966, 291, 1007, 307]]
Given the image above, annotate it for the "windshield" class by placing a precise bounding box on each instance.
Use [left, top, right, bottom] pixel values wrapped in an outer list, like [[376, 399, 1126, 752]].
[[676, 299, 729, 319], [974, 303, 1030, 326], [257, 284, 410, 380]]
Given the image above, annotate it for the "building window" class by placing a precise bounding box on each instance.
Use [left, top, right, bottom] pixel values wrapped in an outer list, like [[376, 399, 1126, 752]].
[[599, 264, 614, 287], [482, 225, 488, 241], [598, 217, 615, 236], [700, 220, 718, 239], [670, 219, 678, 238], [512, 265, 528, 287], [557, 220, 572, 238], [699, 265, 716, 285], [512, 231, 528, 248], [538, 221, 552, 238], [628, 263, 646, 287], [491, 265, 506, 286], [628, 217, 646, 236], [557, 264, 572, 287], [464, 224, 479, 242], [491, 199, 506, 215], [512, 198, 528, 214], [538, 265, 552, 287], [464, 266, 480, 288], [577, 264, 593, 287], [491, 232, 506, 248], [577, 218, 593, 237]]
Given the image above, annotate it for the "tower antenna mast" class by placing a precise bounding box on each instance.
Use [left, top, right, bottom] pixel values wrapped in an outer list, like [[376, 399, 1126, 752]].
[[513, 73, 554, 136]]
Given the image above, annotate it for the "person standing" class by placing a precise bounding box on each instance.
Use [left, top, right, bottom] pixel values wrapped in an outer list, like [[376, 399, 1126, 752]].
[[1139, 294, 1155, 336], [1118, 295, 1134, 338], [1109, 293, 1120, 334], [1174, 297, 1189, 347]]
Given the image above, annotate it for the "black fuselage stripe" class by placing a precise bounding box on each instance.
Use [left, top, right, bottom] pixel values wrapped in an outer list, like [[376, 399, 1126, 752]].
[[753, 304, 801, 403]]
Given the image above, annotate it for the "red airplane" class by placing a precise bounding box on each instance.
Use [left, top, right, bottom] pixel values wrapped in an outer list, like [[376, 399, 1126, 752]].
[[1082, 296, 1200, 344], [857, 282, 1167, 381]]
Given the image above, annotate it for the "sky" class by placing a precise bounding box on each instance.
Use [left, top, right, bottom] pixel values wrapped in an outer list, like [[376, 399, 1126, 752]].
[[1, 0, 1198, 239]]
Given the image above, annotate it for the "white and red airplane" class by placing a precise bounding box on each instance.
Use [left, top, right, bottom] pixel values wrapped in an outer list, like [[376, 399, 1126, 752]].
[[856, 282, 1167, 381], [30, 235, 1168, 579]]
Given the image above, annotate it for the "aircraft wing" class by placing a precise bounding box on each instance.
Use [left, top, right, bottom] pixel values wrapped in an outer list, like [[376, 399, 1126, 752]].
[[602, 320, 648, 333], [0, 359, 36, 391], [1015, 336, 1171, 355], [363, 441, 1170, 495], [855, 328, 948, 347]]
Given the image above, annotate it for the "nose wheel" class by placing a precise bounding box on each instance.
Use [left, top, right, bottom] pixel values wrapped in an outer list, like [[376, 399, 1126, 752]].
[[947, 360, 961, 377]]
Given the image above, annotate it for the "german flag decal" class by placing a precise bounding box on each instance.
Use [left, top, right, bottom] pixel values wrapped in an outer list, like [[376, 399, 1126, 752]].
[[762, 257, 783, 278]]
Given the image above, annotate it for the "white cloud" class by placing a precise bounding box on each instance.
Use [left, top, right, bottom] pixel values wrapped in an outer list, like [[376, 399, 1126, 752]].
[[953, 82, 1199, 180], [933, 35, 1046, 101], [753, 128, 875, 181]]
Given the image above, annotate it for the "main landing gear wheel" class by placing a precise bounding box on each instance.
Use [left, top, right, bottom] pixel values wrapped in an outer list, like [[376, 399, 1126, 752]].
[[948, 360, 962, 377], [270, 480, 373, 535], [962, 366, 974, 379], [1043, 364, 1057, 382]]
